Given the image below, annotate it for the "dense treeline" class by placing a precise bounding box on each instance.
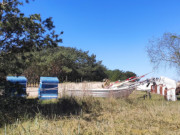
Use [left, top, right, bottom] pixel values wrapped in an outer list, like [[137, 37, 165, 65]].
[[105, 70, 136, 81], [22, 46, 136, 82], [23, 47, 108, 82]]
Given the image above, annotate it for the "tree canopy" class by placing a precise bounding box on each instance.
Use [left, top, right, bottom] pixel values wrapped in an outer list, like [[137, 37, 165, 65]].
[[105, 69, 136, 82], [23, 47, 108, 82], [147, 33, 180, 73], [22, 47, 137, 82], [0, 0, 62, 78]]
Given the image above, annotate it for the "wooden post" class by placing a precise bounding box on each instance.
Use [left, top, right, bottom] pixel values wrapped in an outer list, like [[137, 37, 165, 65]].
[[66, 76, 68, 82], [151, 85, 154, 93], [164, 88, 167, 100], [155, 85, 157, 93], [160, 85, 163, 95]]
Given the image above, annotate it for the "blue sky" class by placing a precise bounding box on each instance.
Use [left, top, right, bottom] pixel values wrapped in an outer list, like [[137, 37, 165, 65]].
[[20, 0, 180, 80]]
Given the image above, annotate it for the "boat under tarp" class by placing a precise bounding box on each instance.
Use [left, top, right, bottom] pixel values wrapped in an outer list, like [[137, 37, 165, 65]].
[[64, 84, 136, 98]]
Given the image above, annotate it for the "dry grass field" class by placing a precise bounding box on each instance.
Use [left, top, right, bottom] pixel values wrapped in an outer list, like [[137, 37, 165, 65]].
[[1, 90, 180, 135]]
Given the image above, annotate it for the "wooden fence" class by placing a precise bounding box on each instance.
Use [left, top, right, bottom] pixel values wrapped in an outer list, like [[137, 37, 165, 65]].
[[27, 81, 39, 87]]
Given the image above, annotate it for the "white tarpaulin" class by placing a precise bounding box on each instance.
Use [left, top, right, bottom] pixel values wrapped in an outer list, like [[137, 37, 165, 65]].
[[159, 76, 177, 101], [136, 76, 177, 101], [136, 82, 152, 91]]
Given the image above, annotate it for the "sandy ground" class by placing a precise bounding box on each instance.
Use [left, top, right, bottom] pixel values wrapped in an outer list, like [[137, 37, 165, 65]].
[[26, 87, 38, 98], [27, 82, 104, 98]]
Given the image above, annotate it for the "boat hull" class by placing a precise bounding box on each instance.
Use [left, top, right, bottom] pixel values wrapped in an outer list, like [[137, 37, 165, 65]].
[[64, 87, 135, 98]]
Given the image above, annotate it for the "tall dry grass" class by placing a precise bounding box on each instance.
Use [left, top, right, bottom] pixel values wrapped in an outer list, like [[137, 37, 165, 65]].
[[1, 91, 180, 135]]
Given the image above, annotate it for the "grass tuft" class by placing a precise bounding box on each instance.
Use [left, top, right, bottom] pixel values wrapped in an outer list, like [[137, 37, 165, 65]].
[[1, 91, 180, 134]]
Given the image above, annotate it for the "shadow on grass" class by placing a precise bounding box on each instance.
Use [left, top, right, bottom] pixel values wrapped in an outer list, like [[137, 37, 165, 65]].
[[176, 95, 180, 100], [0, 96, 99, 127]]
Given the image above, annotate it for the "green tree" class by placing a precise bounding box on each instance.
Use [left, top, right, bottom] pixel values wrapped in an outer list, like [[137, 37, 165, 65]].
[[0, 0, 62, 79], [105, 69, 136, 81], [125, 71, 136, 78], [23, 47, 107, 82]]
